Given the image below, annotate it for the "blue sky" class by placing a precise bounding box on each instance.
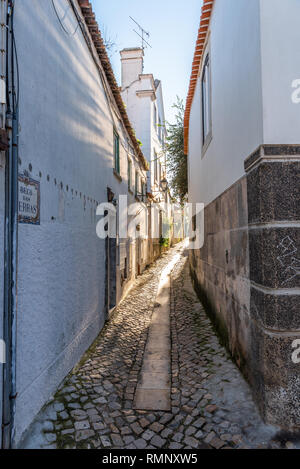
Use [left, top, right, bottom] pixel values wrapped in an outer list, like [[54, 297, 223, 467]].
[[92, 0, 202, 124]]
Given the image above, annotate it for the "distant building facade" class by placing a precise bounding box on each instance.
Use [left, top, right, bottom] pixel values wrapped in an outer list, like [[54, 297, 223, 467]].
[[185, 0, 300, 430], [120, 48, 172, 259]]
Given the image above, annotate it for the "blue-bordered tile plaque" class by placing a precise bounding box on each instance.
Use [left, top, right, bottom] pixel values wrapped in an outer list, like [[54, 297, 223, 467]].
[[18, 174, 40, 225]]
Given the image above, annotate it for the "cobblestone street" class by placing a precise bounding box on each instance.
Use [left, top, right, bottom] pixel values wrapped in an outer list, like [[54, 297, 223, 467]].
[[21, 244, 298, 450]]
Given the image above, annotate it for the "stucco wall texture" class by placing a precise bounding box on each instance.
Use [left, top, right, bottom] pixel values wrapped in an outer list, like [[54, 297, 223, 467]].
[[11, 0, 146, 444]]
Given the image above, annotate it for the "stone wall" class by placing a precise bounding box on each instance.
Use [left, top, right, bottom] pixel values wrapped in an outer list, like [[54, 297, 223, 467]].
[[245, 145, 300, 429], [190, 176, 251, 372], [190, 145, 300, 429]]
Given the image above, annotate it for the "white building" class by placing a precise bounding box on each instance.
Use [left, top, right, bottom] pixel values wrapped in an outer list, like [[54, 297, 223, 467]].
[[120, 48, 171, 257], [120, 49, 167, 195], [0, 0, 150, 447], [186, 0, 300, 430]]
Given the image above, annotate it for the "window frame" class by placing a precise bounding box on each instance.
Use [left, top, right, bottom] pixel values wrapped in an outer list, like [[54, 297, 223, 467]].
[[159, 162, 162, 186], [154, 150, 158, 183], [113, 130, 120, 174], [135, 170, 139, 197], [141, 180, 146, 202], [153, 103, 157, 129], [201, 52, 212, 156], [128, 157, 132, 191]]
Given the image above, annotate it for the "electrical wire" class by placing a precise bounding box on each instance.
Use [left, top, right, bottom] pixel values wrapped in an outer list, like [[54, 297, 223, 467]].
[[12, 30, 19, 111], [67, 0, 147, 168], [52, 0, 147, 178], [51, 0, 79, 36]]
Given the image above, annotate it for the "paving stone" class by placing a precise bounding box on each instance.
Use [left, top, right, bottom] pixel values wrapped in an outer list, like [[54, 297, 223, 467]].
[[184, 415, 193, 426], [142, 429, 155, 441], [169, 442, 183, 449], [205, 404, 218, 414], [89, 413, 102, 423], [204, 431, 216, 444], [161, 428, 172, 439], [210, 437, 226, 449], [195, 430, 204, 439], [20, 245, 296, 450], [100, 436, 111, 448], [183, 436, 199, 448], [149, 422, 164, 433], [139, 417, 149, 428], [61, 429, 75, 435], [194, 417, 206, 429], [220, 433, 232, 442], [130, 422, 143, 436], [75, 430, 95, 442], [123, 435, 135, 445], [92, 422, 105, 431], [135, 438, 147, 449], [111, 434, 124, 447], [68, 403, 81, 410], [150, 435, 166, 448], [74, 420, 90, 430], [54, 403, 65, 412], [121, 426, 132, 435], [172, 432, 184, 443], [185, 426, 196, 436], [159, 414, 173, 425]]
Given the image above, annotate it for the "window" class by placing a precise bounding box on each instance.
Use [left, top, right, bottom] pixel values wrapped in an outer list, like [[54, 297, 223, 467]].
[[201, 54, 212, 147], [114, 131, 120, 174], [128, 158, 132, 191], [141, 181, 146, 202], [158, 117, 162, 141], [154, 151, 158, 182], [153, 104, 157, 129], [135, 171, 139, 197], [159, 163, 162, 186]]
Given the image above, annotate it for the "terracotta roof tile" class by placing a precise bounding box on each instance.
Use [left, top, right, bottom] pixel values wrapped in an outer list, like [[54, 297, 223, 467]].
[[184, 0, 215, 154], [77, 0, 149, 170]]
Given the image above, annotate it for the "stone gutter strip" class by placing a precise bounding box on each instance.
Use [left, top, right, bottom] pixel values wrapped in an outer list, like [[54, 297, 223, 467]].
[[77, 0, 149, 171], [133, 253, 181, 411], [183, 0, 215, 155]]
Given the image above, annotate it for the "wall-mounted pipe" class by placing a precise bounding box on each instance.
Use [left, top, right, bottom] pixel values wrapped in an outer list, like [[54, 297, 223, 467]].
[[2, 0, 18, 449]]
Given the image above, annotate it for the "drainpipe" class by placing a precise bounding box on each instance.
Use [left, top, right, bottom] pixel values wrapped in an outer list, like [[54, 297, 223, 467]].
[[2, 0, 18, 449]]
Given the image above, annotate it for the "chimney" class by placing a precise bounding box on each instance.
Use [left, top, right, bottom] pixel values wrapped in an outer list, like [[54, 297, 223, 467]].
[[120, 48, 144, 89]]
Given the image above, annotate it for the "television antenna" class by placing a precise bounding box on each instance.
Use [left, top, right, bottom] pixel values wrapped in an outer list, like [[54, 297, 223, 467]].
[[130, 16, 152, 51]]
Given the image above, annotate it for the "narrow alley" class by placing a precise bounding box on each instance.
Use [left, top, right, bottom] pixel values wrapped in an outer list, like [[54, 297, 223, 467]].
[[0, 0, 299, 453], [21, 244, 295, 450]]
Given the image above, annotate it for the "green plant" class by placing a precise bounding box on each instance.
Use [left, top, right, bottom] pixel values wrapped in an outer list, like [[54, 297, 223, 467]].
[[159, 236, 170, 248], [165, 97, 187, 203]]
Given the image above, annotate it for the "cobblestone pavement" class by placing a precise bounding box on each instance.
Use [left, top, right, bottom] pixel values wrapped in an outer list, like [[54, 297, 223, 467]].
[[21, 244, 299, 449]]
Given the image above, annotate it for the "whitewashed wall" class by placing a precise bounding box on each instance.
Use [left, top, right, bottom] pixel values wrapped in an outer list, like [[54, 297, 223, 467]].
[[188, 0, 263, 206], [188, 0, 300, 207], [260, 0, 300, 144], [120, 56, 166, 197], [13, 0, 139, 444]]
